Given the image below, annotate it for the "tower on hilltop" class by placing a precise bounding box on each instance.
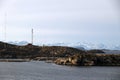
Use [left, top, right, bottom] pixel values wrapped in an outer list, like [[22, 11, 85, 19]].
[[31, 28, 33, 45]]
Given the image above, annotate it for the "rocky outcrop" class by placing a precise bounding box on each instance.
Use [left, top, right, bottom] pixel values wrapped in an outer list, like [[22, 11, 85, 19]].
[[1, 41, 120, 66], [87, 49, 105, 54], [54, 54, 120, 66], [0, 41, 85, 59]]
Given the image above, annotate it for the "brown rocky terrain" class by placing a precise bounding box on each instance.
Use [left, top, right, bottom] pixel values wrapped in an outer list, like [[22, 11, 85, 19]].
[[54, 54, 120, 66], [0, 41, 85, 59], [0, 41, 120, 66]]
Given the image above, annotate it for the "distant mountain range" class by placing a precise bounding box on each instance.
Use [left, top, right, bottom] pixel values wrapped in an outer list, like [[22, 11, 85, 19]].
[[8, 41, 29, 46], [7, 41, 120, 50]]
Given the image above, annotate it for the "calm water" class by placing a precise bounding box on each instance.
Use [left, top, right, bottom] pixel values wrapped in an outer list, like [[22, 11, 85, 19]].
[[0, 61, 120, 80]]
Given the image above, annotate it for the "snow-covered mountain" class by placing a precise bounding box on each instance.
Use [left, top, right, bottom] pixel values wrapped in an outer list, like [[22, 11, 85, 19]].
[[8, 41, 29, 46], [45, 42, 120, 50], [7, 41, 120, 50]]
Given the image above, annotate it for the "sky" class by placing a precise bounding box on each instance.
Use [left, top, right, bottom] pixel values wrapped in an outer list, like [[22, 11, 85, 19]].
[[0, 0, 120, 46]]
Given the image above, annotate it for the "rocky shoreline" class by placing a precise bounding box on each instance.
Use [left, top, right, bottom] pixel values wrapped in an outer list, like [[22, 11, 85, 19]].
[[54, 54, 120, 66], [0, 59, 30, 62], [0, 41, 120, 66]]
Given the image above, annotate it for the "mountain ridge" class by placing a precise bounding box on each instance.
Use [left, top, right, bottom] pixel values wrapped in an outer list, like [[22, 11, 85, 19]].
[[7, 41, 120, 50]]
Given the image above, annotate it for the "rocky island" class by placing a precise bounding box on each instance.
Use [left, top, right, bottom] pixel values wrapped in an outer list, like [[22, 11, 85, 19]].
[[0, 41, 120, 66]]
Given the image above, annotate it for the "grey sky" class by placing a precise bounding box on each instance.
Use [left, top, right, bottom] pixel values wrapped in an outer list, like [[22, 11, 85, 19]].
[[0, 0, 120, 45]]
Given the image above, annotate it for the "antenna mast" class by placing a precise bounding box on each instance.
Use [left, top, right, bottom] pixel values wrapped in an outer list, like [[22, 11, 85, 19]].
[[4, 13, 7, 48], [31, 28, 33, 44], [4, 13, 7, 41]]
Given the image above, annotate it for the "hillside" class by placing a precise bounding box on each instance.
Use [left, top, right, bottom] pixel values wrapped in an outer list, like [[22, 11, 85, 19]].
[[1, 41, 120, 66], [0, 41, 85, 59]]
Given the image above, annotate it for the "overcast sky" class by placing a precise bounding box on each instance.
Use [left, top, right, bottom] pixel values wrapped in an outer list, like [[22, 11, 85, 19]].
[[0, 0, 120, 45]]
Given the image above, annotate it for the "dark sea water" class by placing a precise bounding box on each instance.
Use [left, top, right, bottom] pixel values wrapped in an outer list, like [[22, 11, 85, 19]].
[[0, 61, 120, 80]]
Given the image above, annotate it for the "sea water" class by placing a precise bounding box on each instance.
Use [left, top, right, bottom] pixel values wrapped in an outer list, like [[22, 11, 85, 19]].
[[0, 61, 120, 80]]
